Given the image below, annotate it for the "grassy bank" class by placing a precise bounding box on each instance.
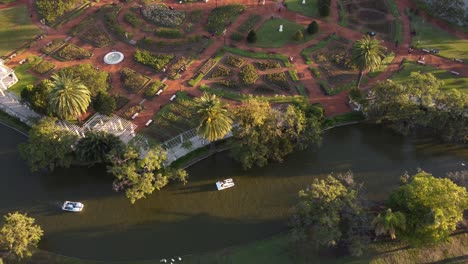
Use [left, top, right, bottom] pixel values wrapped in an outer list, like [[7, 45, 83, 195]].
[[0, 109, 30, 134]]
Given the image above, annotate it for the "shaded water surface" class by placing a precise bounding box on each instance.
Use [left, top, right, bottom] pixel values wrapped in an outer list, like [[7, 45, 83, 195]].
[[0, 124, 466, 261]]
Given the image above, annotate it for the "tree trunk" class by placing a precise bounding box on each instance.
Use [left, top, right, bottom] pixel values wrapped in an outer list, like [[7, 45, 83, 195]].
[[357, 70, 363, 89]]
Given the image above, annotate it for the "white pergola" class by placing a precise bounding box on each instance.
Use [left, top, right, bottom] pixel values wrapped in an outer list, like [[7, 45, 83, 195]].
[[0, 60, 18, 96]]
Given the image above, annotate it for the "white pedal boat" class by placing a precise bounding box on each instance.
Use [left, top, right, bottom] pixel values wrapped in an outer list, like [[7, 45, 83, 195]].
[[216, 178, 235, 190], [62, 201, 84, 212]]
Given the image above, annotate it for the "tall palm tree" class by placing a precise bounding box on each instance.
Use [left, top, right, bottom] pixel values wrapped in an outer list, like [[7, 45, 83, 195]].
[[351, 35, 386, 88], [47, 72, 91, 120], [372, 208, 406, 240], [194, 92, 233, 142]]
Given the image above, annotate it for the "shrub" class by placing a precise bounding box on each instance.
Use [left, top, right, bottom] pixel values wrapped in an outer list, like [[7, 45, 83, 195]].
[[21, 80, 51, 114], [215, 79, 239, 89], [134, 50, 174, 72], [142, 4, 186, 27], [255, 61, 281, 70], [207, 4, 245, 35], [144, 80, 166, 97], [247, 30, 257, 43], [154, 28, 183, 38], [33, 60, 55, 75], [93, 91, 116, 115], [239, 64, 259, 85], [309, 66, 321, 78], [40, 39, 66, 55], [58, 64, 109, 97], [210, 66, 232, 78], [124, 12, 143, 28], [224, 56, 246, 67], [167, 57, 190, 79], [114, 95, 129, 110], [120, 68, 151, 93], [307, 21, 319, 34], [56, 44, 92, 61], [188, 10, 203, 23], [36, 0, 79, 23], [318, 0, 331, 17], [265, 72, 289, 90], [102, 5, 133, 41], [80, 26, 112, 47], [292, 30, 304, 41], [230, 32, 243, 41], [254, 85, 276, 94], [331, 52, 354, 69], [238, 14, 262, 33], [123, 105, 143, 119]]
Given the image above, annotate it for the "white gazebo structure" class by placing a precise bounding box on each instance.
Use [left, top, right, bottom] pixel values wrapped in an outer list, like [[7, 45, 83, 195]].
[[0, 59, 18, 96]]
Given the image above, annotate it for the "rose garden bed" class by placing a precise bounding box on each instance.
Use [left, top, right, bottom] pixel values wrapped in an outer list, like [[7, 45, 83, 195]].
[[120, 67, 152, 94], [54, 43, 93, 61], [142, 4, 186, 28], [32, 60, 55, 75], [134, 50, 174, 72]]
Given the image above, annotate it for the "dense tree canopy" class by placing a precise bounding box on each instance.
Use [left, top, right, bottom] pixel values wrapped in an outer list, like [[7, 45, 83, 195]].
[[75, 131, 125, 166], [93, 91, 116, 116], [19, 117, 77, 172], [389, 171, 468, 245], [231, 99, 322, 170], [365, 72, 468, 143], [290, 172, 370, 256], [36, 0, 79, 23], [0, 212, 43, 259], [58, 64, 110, 97], [21, 80, 51, 114], [194, 92, 233, 142], [107, 146, 188, 203]]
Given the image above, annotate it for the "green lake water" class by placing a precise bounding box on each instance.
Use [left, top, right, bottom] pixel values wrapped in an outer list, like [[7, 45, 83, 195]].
[[0, 124, 466, 261]]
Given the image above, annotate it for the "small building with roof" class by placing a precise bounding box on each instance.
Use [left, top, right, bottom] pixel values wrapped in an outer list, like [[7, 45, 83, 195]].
[[0, 59, 18, 96]]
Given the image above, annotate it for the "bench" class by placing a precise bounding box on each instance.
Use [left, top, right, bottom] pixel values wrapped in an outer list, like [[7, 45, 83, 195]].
[[131, 112, 139, 120], [422, 49, 430, 53], [455, 59, 463, 63], [417, 60, 426, 65], [8, 53, 16, 59], [18, 59, 26, 65], [156, 89, 164, 96], [450, 71, 460, 76], [169, 94, 177, 101], [145, 119, 153, 127]]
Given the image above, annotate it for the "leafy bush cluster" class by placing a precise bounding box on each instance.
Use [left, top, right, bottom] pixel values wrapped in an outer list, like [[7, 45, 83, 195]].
[[123, 105, 143, 119], [145, 80, 167, 98], [255, 61, 281, 70], [292, 30, 305, 41], [93, 92, 116, 115], [120, 68, 151, 93], [102, 5, 132, 41], [265, 72, 289, 90], [80, 26, 112, 47], [210, 66, 232, 78], [142, 4, 186, 27], [58, 64, 109, 97], [318, 0, 331, 17], [224, 55, 246, 67], [331, 52, 354, 69], [215, 79, 239, 89], [21, 80, 51, 114], [114, 95, 130, 110], [134, 50, 174, 72], [230, 32, 244, 41], [124, 12, 143, 28], [207, 4, 245, 35], [237, 14, 262, 33], [36, 0, 79, 23], [167, 57, 190, 79], [199, 58, 218, 74], [154, 28, 183, 39], [254, 85, 276, 94], [56, 44, 92, 61], [33, 60, 55, 75], [307, 21, 319, 34], [239, 64, 259, 85], [40, 39, 66, 55]]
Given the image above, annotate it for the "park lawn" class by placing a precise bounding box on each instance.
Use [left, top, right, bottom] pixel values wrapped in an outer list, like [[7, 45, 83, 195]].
[[8, 56, 41, 95], [254, 18, 315, 48], [0, 0, 17, 3], [0, 5, 42, 56], [391, 60, 468, 94], [284, 0, 319, 18], [410, 13, 468, 63]]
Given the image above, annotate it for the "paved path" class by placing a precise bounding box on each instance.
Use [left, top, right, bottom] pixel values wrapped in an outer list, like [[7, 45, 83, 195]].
[[0, 92, 41, 126]]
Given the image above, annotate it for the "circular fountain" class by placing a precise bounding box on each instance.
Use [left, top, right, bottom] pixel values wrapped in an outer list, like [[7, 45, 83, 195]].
[[103, 51, 124, 65]]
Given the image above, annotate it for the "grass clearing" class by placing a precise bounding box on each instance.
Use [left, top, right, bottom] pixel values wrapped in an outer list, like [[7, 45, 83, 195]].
[[368, 52, 395, 78], [0, 5, 42, 56], [254, 18, 315, 48], [391, 60, 468, 94], [409, 13, 468, 63], [284, 0, 319, 18], [8, 56, 41, 95]]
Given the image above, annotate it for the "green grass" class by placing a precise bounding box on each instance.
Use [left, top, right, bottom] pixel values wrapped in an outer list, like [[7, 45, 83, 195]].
[[288, 69, 299, 82], [284, 0, 318, 18], [254, 18, 315, 48], [323, 111, 365, 128], [222, 46, 290, 64], [391, 60, 468, 94], [8, 56, 41, 95], [409, 13, 468, 63], [337, 0, 346, 26], [301, 34, 339, 64], [0, 0, 17, 3], [368, 52, 396, 78], [0, 5, 42, 56], [0, 109, 30, 134], [295, 85, 307, 96]]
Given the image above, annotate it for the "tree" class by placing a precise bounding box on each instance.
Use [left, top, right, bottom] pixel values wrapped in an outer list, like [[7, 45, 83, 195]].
[[247, 30, 257, 43], [93, 91, 116, 116], [351, 35, 386, 88], [372, 208, 406, 240], [20, 80, 52, 114], [232, 99, 321, 170], [107, 146, 188, 203], [290, 172, 370, 256], [75, 131, 125, 165], [58, 64, 110, 97], [47, 72, 91, 120], [19, 117, 77, 172], [388, 171, 468, 245], [307, 21, 319, 34], [0, 212, 43, 259], [427, 0, 466, 26], [194, 92, 233, 142], [292, 29, 304, 41], [318, 0, 331, 17]]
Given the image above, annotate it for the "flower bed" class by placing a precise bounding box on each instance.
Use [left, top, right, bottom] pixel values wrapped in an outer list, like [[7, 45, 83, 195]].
[[224, 55, 246, 67], [154, 28, 183, 39], [167, 56, 191, 79], [102, 5, 132, 41], [206, 4, 245, 35], [239, 64, 259, 85], [199, 58, 217, 74], [215, 79, 239, 89], [120, 67, 152, 93], [145, 80, 168, 98], [142, 4, 186, 27], [254, 85, 276, 94], [210, 66, 232, 78], [40, 39, 66, 55], [124, 12, 143, 28], [265, 72, 290, 90], [237, 14, 262, 33], [114, 95, 130, 110], [55, 43, 92, 61], [32, 60, 55, 75], [80, 26, 112, 47], [123, 105, 143, 119], [134, 50, 174, 72], [255, 61, 282, 70]]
